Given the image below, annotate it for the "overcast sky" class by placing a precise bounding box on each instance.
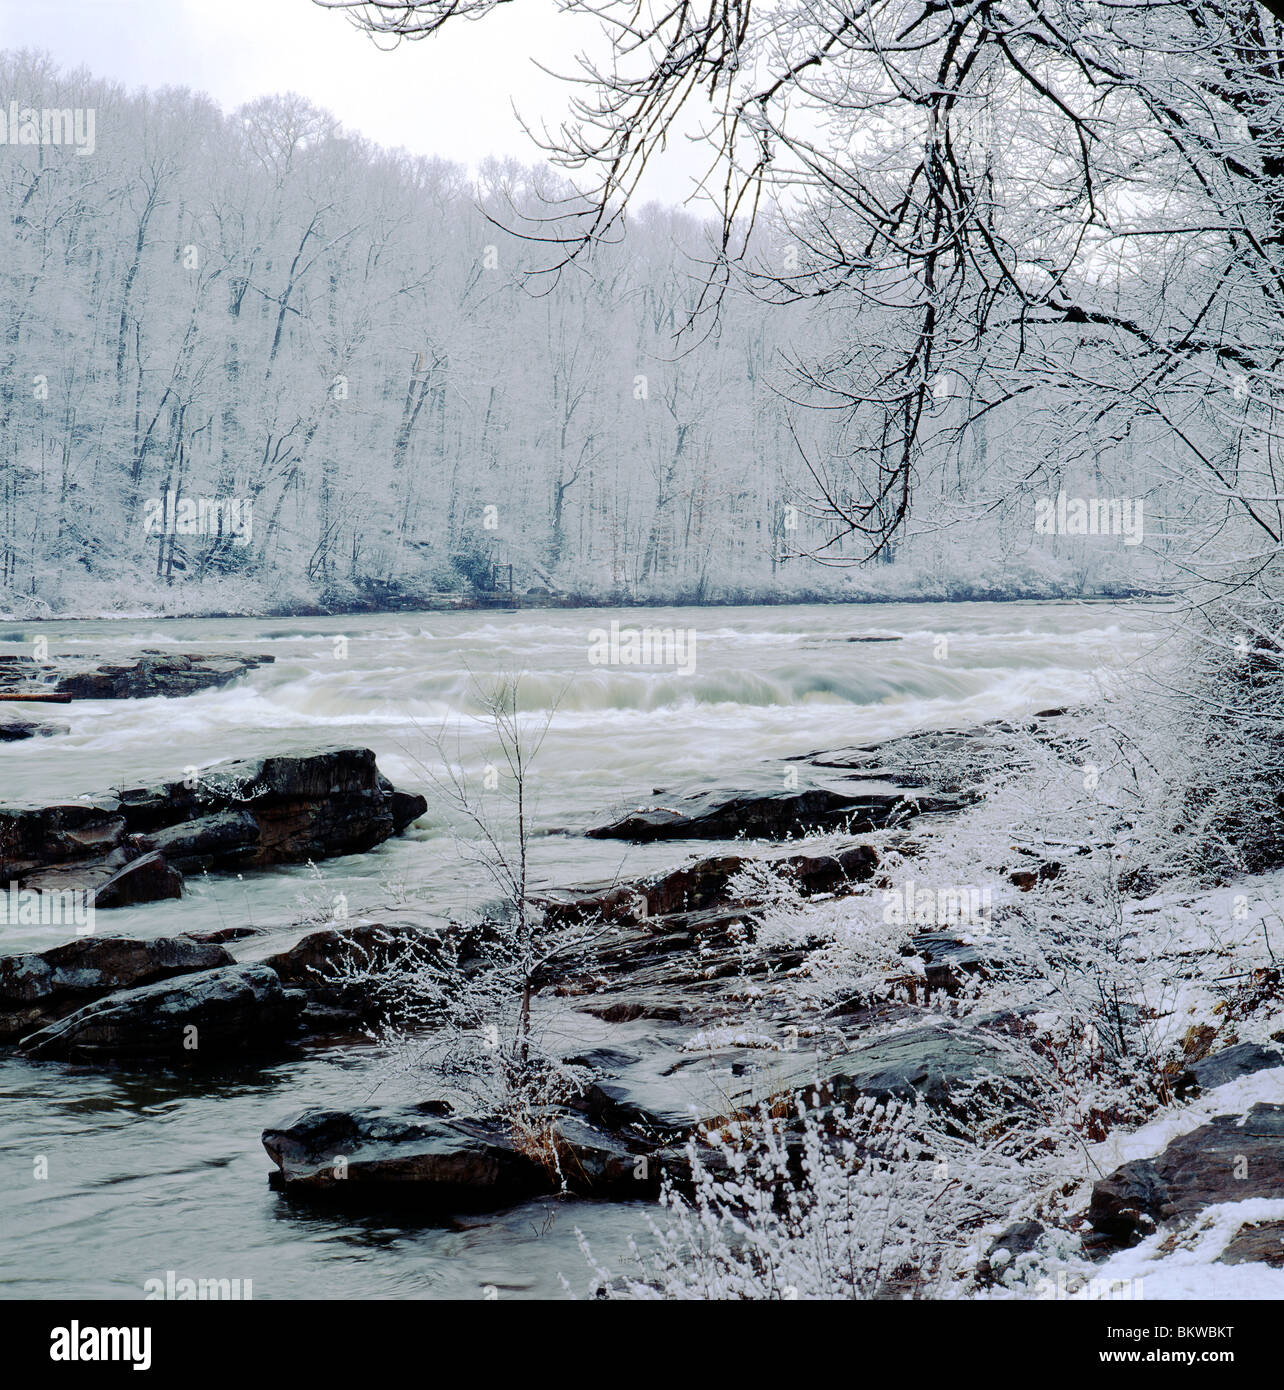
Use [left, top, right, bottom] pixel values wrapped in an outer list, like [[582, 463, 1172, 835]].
[[0, 0, 706, 203]]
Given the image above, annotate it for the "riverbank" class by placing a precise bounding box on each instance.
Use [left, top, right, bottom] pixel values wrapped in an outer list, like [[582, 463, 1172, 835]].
[[0, 575, 1167, 623], [0, 603, 1205, 1298], [4, 701, 1281, 1296]]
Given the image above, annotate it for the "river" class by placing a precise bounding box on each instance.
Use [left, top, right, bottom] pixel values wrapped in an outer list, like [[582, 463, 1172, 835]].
[[0, 600, 1154, 1298]]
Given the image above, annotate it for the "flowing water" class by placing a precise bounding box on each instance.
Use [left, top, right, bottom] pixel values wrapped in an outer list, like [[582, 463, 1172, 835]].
[[0, 600, 1155, 1298]]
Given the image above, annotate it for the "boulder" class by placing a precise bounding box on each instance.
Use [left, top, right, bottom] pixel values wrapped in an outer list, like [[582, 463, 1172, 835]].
[[0, 748, 426, 890], [18, 963, 302, 1059], [0, 933, 233, 1042], [115, 747, 414, 867], [587, 770, 952, 842], [92, 851, 184, 908], [1086, 1104, 1284, 1249], [0, 709, 68, 741], [0, 799, 125, 878], [135, 811, 260, 872], [0, 651, 275, 701], [244, 920, 443, 1030], [1174, 1042, 1284, 1098], [262, 1105, 649, 1209]]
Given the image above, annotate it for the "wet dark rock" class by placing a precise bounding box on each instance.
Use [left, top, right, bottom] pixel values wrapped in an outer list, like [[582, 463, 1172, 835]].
[[586, 770, 951, 842], [0, 709, 68, 740], [92, 851, 184, 909], [582, 722, 1031, 843], [18, 963, 301, 1060], [0, 933, 234, 1043], [246, 920, 443, 1028], [383, 783, 428, 833], [1086, 1105, 1284, 1250], [135, 811, 261, 872], [116, 747, 411, 867], [0, 651, 274, 701], [0, 799, 125, 878], [1174, 1042, 1284, 1099], [262, 1105, 651, 1208], [0, 748, 424, 897], [188, 926, 265, 945]]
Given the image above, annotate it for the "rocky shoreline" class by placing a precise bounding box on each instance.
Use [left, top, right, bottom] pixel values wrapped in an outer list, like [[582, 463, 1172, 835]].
[[2, 703, 1281, 1290]]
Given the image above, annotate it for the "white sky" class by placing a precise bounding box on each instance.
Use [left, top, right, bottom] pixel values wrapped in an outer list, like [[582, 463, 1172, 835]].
[[0, 0, 708, 204]]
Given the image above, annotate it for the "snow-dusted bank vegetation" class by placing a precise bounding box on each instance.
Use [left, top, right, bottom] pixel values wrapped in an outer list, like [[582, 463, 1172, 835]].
[[577, 619, 1284, 1299]]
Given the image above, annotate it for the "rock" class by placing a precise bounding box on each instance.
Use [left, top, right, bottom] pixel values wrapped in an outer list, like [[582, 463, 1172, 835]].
[[1174, 1042, 1284, 1098], [0, 799, 125, 878], [531, 882, 650, 926], [640, 843, 881, 915], [135, 811, 261, 872], [0, 933, 233, 1042], [977, 1219, 1046, 1284], [1086, 1105, 1284, 1249], [1085, 1160, 1168, 1246], [383, 782, 428, 833], [250, 921, 443, 1027], [581, 723, 1023, 843], [91, 851, 184, 908], [807, 1023, 1032, 1111], [0, 651, 274, 701], [1220, 1221, 1284, 1268], [911, 932, 989, 996], [581, 1022, 1032, 1137], [586, 769, 955, 842], [0, 709, 68, 740], [1009, 861, 1061, 891], [262, 1105, 650, 1209], [0, 748, 425, 891], [115, 747, 411, 867], [536, 843, 879, 927], [13, 848, 183, 910], [187, 926, 264, 944], [18, 963, 301, 1059]]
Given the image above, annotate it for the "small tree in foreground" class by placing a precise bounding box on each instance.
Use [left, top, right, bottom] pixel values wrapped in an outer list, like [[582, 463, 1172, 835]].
[[330, 672, 618, 1171]]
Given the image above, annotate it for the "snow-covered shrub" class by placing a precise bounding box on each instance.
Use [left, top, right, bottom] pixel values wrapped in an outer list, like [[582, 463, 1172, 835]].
[[580, 1094, 1043, 1300], [1129, 597, 1284, 880]]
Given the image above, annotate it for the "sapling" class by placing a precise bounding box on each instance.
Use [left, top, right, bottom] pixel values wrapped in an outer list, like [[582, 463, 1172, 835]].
[[325, 671, 618, 1172]]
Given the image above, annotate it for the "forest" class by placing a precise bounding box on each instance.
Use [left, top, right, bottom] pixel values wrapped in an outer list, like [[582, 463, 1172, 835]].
[[0, 45, 1166, 616]]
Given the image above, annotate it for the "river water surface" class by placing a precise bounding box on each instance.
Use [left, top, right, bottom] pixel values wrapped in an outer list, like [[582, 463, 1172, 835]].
[[0, 601, 1155, 1298]]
